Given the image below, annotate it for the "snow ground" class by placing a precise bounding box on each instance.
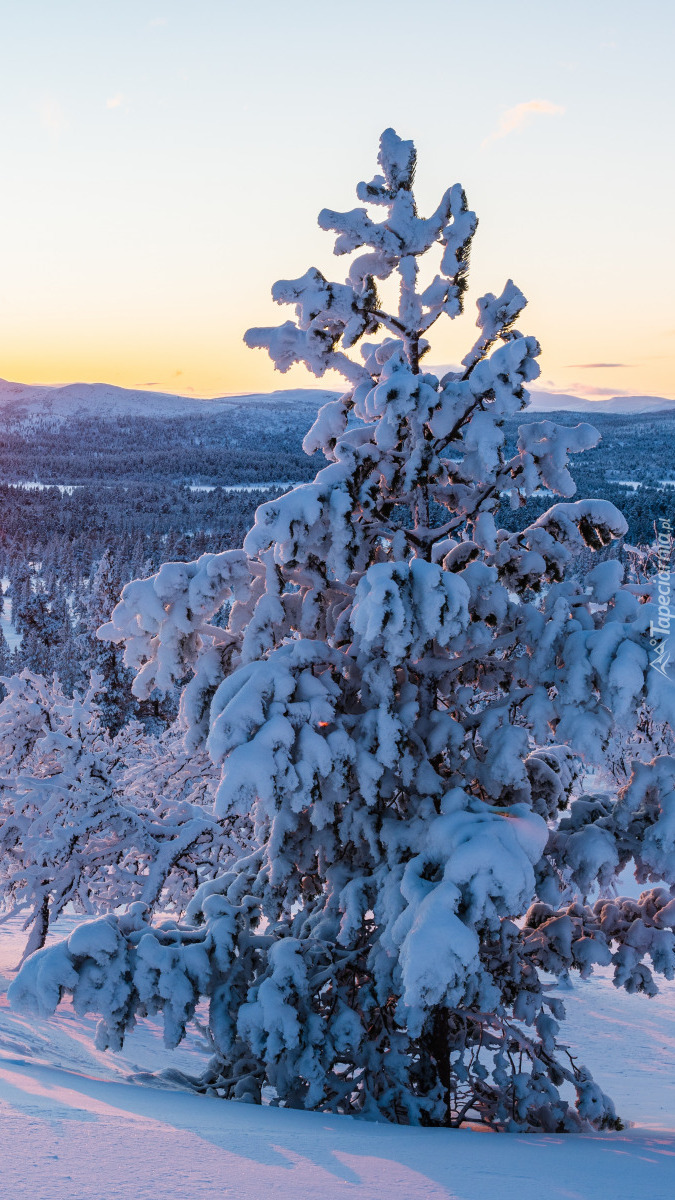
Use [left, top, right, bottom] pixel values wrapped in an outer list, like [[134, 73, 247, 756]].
[[1, 917, 674, 1200]]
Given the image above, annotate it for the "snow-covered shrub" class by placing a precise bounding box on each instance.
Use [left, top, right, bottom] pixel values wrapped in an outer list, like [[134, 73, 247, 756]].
[[10, 131, 674, 1131], [0, 671, 232, 959]]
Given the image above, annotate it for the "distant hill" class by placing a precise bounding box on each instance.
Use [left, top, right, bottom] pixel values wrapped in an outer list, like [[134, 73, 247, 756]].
[[527, 390, 675, 415], [0, 379, 336, 421], [1, 377, 673, 421]]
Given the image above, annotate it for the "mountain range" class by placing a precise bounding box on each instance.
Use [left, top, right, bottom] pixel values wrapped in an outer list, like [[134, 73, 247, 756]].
[[0, 377, 673, 420], [0, 379, 330, 420], [527, 390, 675, 415]]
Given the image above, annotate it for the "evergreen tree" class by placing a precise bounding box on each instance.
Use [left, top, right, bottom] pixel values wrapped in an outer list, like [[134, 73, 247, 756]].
[[0, 627, 11, 698], [10, 131, 674, 1131], [16, 591, 67, 678], [82, 550, 135, 731]]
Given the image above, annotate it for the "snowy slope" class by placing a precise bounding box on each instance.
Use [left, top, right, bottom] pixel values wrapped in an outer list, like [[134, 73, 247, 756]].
[[2, 376, 674, 421], [0, 378, 336, 421], [528, 389, 675, 414], [1, 916, 674, 1200]]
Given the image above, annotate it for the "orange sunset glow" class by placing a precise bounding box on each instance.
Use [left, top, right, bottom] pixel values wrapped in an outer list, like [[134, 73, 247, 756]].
[[0, 3, 671, 404]]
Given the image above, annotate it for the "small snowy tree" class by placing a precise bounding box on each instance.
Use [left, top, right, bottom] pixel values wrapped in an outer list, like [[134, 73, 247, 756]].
[[0, 671, 230, 960], [10, 131, 675, 1130], [80, 550, 135, 731], [15, 591, 69, 679]]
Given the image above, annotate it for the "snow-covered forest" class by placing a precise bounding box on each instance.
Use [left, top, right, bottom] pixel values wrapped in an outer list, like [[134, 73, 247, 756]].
[[1, 404, 673, 694], [1, 125, 674, 1198]]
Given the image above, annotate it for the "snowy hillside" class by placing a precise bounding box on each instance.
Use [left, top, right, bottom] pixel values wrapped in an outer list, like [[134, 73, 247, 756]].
[[0, 378, 335, 421], [1, 915, 674, 1200], [2, 376, 674, 421], [528, 389, 675, 414]]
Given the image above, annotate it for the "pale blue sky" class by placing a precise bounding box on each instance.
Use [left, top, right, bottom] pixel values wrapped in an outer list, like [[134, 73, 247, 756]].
[[0, 0, 672, 398]]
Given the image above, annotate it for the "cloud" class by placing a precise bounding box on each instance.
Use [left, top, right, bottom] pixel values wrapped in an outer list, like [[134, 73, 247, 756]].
[[106, 93, 125, 109], [543, 380, 632, 398], [578, 384, 631, 397], [39, 98, 66, 138], [566, 362, 631, 369], [483, 99, 564, 146], [148, 17, 166, 27]]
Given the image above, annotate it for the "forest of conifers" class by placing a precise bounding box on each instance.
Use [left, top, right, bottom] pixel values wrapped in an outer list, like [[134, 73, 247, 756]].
[[0, 402, 673, 707]]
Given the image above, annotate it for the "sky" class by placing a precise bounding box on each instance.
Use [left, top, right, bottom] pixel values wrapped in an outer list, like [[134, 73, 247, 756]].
[[0, 0, 673, 401]]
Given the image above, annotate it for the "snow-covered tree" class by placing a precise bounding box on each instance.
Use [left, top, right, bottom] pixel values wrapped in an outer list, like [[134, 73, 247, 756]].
[[0, 671, 230, 960], [0, 627, 12, 697], [81, 550, 135, 731], [15, 591, 68, 678], [10, 131, 675, 1131]]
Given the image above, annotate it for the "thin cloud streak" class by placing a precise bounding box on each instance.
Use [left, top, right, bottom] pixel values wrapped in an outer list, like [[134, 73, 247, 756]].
[[483, 99, 564, 146], [540, 380, 631, 398], [566, 362, 630, 369]]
